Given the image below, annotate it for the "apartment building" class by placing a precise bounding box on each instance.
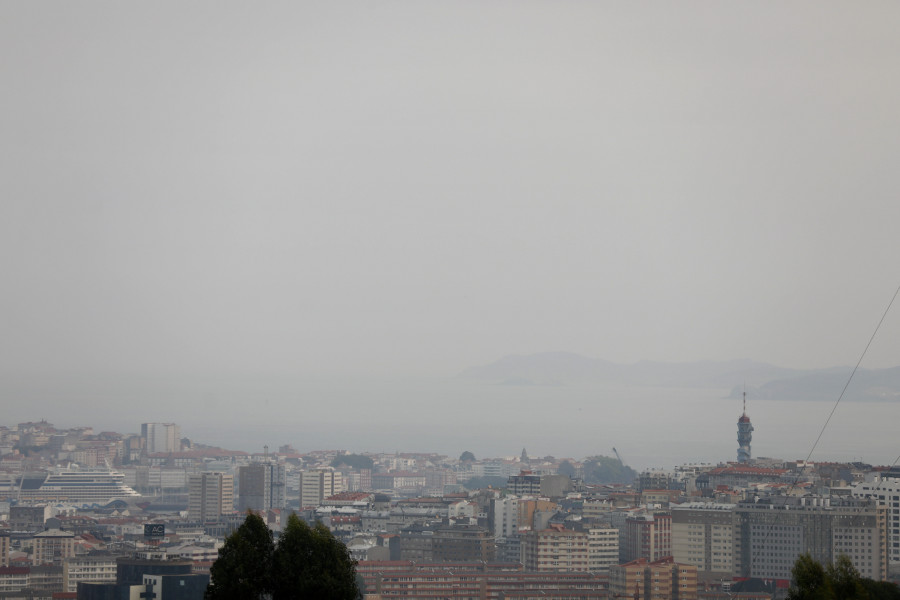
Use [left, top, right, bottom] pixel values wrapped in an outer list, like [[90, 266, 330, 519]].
[[62, 555, 118, 593], [492, 496, 520, 539], [238, 461, 286, 511], [140, 422, 181, 454], [0, 531, 8, 567], [734, 496, 888, 581], [588, 527, 619, 573], [32, 529, 76, 565], [357, 561, 608, 599], [671, 503, 736, 580], [609, 557, 698, 600], [852, 472, 900, 570], [521, 527, 591, 572], [624, 513, 672, 563], [188, 472, 234, 521], [299, 468, 341, 508]]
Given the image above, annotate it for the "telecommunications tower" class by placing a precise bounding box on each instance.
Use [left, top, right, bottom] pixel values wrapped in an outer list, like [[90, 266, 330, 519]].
[[737, 390, 754, 463]]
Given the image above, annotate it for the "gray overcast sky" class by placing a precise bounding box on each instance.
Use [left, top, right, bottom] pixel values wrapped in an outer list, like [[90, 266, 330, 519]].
[[2, 1, 900, 380]]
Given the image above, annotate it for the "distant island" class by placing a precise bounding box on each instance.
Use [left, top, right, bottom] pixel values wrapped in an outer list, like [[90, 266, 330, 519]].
[[459, 351, 900, 402]]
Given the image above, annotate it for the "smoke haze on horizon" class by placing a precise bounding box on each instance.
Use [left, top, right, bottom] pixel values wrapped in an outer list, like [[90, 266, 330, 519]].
[[3, 2, 900, 385]]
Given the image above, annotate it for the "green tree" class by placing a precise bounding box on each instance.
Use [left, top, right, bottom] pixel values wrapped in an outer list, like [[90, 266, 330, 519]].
[[828, 555, 867, 600], [271, 514, 359, 600], [331, 453, 374, 470], [206, 512, 274, 600], [786, 554, 890, 600], [787, 554, 833, 600], [558, 460, 576, 477], [582, 455, 636, 484], [862, 580, 900, 600], [207, 513, 360, 600], [460, 450, 476, 462]]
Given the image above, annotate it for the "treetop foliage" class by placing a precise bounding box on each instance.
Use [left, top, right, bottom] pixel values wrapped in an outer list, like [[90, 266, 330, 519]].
[[330, 453, 374, 470], [460, 450, 476, 462], [558, 460, 576, 477], [206, 512, 359, 600], [206, 512, 273, 600], [582, 455, 636, 484], [787, 554, 900, 600]]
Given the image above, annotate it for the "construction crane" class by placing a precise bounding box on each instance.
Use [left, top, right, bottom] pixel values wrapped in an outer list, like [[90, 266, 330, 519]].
[[612, 447, 626, 467]]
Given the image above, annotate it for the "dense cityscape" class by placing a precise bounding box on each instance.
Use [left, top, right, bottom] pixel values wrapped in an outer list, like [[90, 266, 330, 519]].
[[0, 403, 898, 600], [5, 0, 900, 598]]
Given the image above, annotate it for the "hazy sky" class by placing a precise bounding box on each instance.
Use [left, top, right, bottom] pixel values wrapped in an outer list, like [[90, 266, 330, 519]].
[[3, 1, 900, 382]]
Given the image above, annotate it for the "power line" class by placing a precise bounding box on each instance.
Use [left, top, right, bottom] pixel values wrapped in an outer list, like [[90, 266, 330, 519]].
[[748, 280, 900, 577]]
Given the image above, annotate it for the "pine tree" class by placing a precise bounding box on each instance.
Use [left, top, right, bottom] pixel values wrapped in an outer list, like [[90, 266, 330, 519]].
[[206, 512, 360, 600], [206, 512, 274, 600], [271, 514, 359, 600]]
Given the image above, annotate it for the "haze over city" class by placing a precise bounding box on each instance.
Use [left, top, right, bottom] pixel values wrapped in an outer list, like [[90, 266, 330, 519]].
[[2, 2, 900, 467]]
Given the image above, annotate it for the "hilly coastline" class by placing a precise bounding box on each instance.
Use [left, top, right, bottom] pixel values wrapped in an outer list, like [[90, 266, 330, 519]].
[[459, 352, 900, 402]]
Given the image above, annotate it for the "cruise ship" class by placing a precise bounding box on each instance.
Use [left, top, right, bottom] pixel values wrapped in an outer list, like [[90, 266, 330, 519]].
[[18, 466, 142, 506]]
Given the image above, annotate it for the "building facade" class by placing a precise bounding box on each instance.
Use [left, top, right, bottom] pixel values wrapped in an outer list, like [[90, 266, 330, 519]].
[[32, 529, 76, 565], [0, 531, 8, 567], [624, 513, 672, 563], [852, 472, 900, 570], [521, 527, 591, 572], [188, 472, 234, 521], [238, 461, 286, 511], [734, 496, 888, 581], [299, 468, 340, 508], [63, 556, 118, 593], [671, 503, 736, 580], [609, 557, 698, 600], [141, 422, 181, 454]]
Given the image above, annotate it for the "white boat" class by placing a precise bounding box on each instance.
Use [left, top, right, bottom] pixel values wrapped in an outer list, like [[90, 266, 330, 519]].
[[19, 465, 142, 506]]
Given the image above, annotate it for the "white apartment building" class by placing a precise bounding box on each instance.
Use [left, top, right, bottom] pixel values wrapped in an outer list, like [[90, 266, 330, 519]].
[[299, 468, 342, 508], [852, 473, 900, 570], [521, 528, 591, 572], [671, 503, 736, 579], [588, 526, 620, 572], [63, 556, 117, 593], [188, 472, 234, 521], [735, 496, 887, 581], [141, 423, 181, 454], [492, 496, 519, 539]]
